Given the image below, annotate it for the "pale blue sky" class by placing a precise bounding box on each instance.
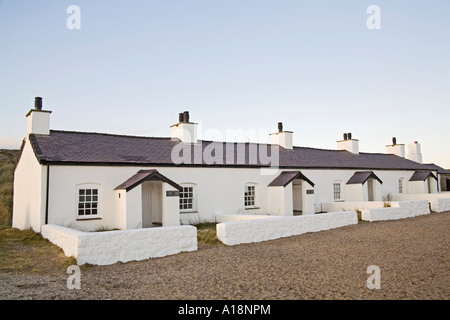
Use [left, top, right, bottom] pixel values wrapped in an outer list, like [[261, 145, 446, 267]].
[[0, 0, 449, 167]]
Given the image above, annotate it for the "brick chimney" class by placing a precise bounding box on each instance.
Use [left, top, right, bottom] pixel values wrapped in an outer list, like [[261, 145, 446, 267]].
[[26, 97, 52, 135], [269, 122, 293, 150], [170, 111, 198, 143]]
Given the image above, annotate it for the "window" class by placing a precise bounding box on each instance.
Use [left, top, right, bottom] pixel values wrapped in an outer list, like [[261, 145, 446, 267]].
[[244, 184, 256, 208], [78, 188, 99, 217], [398, 178, 404, 194], [179, 184, 196, 212], [333, 182, 342, 201]]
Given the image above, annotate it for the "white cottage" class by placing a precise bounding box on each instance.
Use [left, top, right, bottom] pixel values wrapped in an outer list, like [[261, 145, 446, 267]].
[[13, 97, 443, 232]]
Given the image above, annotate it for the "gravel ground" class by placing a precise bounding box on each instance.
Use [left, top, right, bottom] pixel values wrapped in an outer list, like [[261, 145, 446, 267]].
[[0, 212, 448, 300]]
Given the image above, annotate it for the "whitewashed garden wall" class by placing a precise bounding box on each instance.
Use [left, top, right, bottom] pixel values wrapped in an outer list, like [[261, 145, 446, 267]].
[[361, 200, 430, 222], [216, 211, 358, 246], [42, 224, 197, 265]]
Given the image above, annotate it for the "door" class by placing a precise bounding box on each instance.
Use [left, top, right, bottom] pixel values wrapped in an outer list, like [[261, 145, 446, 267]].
[[142, 181, 162, 227], [427, 177, 434, 194], [367, 178, 374, 201], [293, 182, 302, 215]]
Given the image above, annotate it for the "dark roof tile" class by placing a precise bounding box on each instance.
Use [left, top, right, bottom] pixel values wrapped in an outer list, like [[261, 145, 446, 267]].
[[409, 171, 437, 181], [29, 130, 435, 171], [346, 171, 383, 185]]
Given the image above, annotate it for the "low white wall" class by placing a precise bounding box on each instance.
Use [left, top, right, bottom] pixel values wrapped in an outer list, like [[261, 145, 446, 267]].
[[42, 224, 197, 265], [216, 211, 358, 246], [390, 193, 450, 212], [215, 214, 277, 223], [361, 200, 430, 222], [322, 201, 385, 212], [41, 224, 83, 258], [433, 198, 450, 213]]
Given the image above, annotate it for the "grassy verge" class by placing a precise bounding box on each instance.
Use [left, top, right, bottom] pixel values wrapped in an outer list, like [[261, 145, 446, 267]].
[[0, 149, 20, 227], [0, 227, 76, 274], [195, 222, 223, 247]]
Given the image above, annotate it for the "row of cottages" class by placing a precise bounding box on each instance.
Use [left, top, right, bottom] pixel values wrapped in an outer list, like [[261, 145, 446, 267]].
[[12, 98, 448, 232]]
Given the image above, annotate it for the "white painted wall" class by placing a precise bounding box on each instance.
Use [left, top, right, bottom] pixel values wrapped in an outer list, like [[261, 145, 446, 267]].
[[301, 180, 315, 214], [337, 139, 359, 154], [41, 224, 197, 265], [16, 156, 427, 231], [361, 200, 430, 222], [126, 186, 142, 229], [267, 184, 293, 216], [409, 180, 427, 194], [162, 183, 181, 226], [114, 189, 126, 229], [346, 184, 364, 202], [171, 122, 198, 144], [386, 144, 405, 158], [26, 110, 51, 135], [270, 131, 293, 149], [322, 201, 386, 212], [216, 211, 358, 246], [12, 139, 46, 232], [391, 192, 450, 212], [215, 214, 276, 223], [407, 142, 423, 164]]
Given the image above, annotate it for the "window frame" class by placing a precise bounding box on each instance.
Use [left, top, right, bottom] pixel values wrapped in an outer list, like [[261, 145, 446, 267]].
[[333, 181, 342, 201], [179, 183, 197, 213], [244, 183, 257, 209], [398, 178, 404, 194], [76, 183, 102, 220]]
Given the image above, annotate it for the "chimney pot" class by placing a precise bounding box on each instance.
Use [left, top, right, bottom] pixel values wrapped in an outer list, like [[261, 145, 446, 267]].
[[179, 113, 184, 123], [392, 137, 397, 145], [343, 133, 348, 140], [348, 132, 352, 140], [183, 111, 189, 123], [278, 122, 283, 133], [35, 97, 43, 110]]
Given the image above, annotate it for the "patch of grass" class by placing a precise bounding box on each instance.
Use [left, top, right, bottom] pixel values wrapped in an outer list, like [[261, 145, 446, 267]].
[[194, 222, 223, 246], [0, 227, 76, 274], [356, 210, 362, 221], [0, 149, 20, 227]]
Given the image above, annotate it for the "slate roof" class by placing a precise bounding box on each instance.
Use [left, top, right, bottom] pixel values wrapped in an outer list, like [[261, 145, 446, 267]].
[[268, 171, 315, 187], [422, 163, 450, 175], [114, 170, 182, 191], [346, 171, 383, 185], [28, 130, 438, 171], [409, 171, 438, 182]]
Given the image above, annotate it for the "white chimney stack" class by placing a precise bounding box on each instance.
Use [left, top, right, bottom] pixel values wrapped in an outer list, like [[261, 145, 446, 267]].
[[170, 111, 198, 144], [407, 141, 423, 164], [270, 122, 293, 150], [26, 97, 51, 136], [386, 137, 405, 158], [337, 132, 359, 154]]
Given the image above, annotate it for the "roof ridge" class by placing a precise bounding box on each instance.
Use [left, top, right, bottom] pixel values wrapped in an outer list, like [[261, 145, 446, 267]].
[[50, 129, 175, 141]]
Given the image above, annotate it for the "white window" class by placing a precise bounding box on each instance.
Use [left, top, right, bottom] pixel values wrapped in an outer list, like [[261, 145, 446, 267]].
[[333, 182, 342, 201], [244, 184, 256, 208], [179, 184, 196, 212], [77, 184, 101, 219], [398, 178, 404, 194]]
